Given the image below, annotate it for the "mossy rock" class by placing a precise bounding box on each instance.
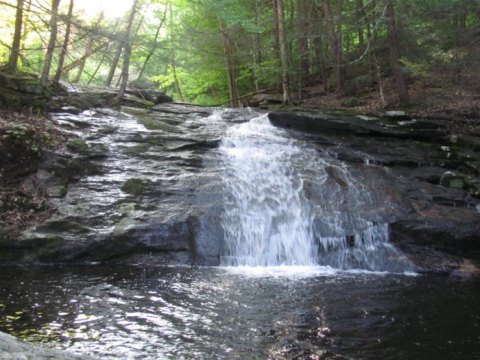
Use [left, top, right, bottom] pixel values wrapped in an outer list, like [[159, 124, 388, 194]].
[[121, 94, 155, 109], [121, 178, 151, 196], [0, 71, 43, 95], [449, 178, 465, 190], [52, 157, 101, 180], [0, 124, 44, 177], [138, 117, 177, 131], [67, 138, 89, 154], [98, 125, 119, 135], [121, 143, 151, 155], [121, 106, 152, 115], [439, 171, 467, 190], [36, 220, 89, 234]]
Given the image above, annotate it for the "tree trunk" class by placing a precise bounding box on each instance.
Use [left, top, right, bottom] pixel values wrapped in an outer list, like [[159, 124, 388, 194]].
[[54, 0, 74, 82], [169, 3, 184, 101], [86, 19, 120, 85], [41, 0, 60, 87], [312, 4, 328, 92], [87, 54, 105, 85], [63, 41, 109, 74], [297, 0, 310, 88], [385, 0, 408, 102], [356, 0, 365, 49], [72, 37, 93, 83], [274, 0, 291, 105], [105, 44, 123, 86], [137, 7, 167, 81], [20, 0, 31, 50], [7, 0, 24, 70], [116, 0, 139, 102], [252, 0, 262, 92], [374, 53, 386, 107], [272, 0, 282, 91], [323, 0, 344, 93], [219, 21, 239, 107]]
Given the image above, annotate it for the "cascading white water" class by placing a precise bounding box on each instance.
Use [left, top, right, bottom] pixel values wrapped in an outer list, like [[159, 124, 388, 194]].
[[219, 113, 413, 272], [220, 114, 317, 266]]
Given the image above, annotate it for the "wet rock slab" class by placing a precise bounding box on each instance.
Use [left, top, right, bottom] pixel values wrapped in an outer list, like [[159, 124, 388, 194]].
[[268, 110, 480, 272], [0, 103, 230, 266], [1, 103, 479, 275], [0, 331, 90, 359]]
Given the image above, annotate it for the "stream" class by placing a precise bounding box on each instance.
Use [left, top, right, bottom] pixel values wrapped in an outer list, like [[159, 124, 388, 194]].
[[1, 266, 479, 359], [1, 105, 479, 358]]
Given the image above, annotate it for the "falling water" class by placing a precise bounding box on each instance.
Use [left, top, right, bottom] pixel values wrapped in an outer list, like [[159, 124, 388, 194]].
[[220, 114, 317, 266], [219, 113, 413, 272]]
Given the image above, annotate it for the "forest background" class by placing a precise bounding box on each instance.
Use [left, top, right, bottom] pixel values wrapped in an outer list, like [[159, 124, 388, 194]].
[[0, 0, 479, 111]]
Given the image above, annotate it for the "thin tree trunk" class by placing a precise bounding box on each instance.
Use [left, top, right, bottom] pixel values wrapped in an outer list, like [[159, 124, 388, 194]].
[[137, 7, 167, 81], [219, 21, 239, 107], [63, 41, 108, 74], [385, 0, 408, 102], [252, 0, 262, 92], [20, 0, 31, 50], [116, 0, 139, 102], [87, 54, 105, 85], [356, 0, 365, 49], [54, 0, 74, 82], [323, 0, 344, 93], [85, 19, 120, 85], [297, 0, 310, 89], [252, 33, 260, 92], [169, 3, 184, 101], [312, 4, 328, 92], [275, 0, 291, 105], [374, 54, 386, 106], [72, 37, 93, 83], [272, 0, 282, 91], [254, 0, 262, 65], [41, 0, 60, 87], [105, 44, 123, 86], [115, 73, 123, 87], [7, 0, 24, 70]]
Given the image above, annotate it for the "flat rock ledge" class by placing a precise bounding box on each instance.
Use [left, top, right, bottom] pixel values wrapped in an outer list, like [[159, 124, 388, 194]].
[[0, 331, 90, 360]]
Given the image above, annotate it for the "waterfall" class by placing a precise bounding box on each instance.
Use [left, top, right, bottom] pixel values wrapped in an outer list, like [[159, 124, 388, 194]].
[[219, 113, 413, 272]]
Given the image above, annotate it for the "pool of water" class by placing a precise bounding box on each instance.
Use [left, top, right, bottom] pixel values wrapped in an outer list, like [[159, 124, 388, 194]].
[[1, 265, 479, 359]]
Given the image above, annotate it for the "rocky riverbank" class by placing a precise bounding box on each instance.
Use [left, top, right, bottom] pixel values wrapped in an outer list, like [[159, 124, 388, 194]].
[[0, 77, 479, 276], [0, 331, 89, 359]]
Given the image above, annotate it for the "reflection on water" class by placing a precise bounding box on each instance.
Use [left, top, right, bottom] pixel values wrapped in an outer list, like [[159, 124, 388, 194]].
[[0, 266, 479, 359]]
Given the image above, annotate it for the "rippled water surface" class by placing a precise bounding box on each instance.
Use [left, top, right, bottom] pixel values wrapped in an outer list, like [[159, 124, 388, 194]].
[[1, 266, 479, 359]]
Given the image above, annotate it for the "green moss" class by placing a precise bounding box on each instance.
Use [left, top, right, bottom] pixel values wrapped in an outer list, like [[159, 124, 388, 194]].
[[449, 178, 465, 189], [121, 178, 151, 196], [121, 106, 152, 115], [66, 138, 89, 154], [37, 220, 89, 234], [137, 117, 175, 131], [121, 143, 151, 155]]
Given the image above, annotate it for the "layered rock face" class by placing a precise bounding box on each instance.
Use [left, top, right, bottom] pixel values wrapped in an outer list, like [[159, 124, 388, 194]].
[[269, 111, 480, 273], [1, 104, 478, 274]]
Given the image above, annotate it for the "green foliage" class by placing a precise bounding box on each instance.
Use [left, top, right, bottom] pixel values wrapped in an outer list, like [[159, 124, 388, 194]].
[[66, 138, 89, 154], [0, 123, 49, 182], [4, 125, 41, 155], [1, 0, 479, 106], [399, 57, 430, 79]]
